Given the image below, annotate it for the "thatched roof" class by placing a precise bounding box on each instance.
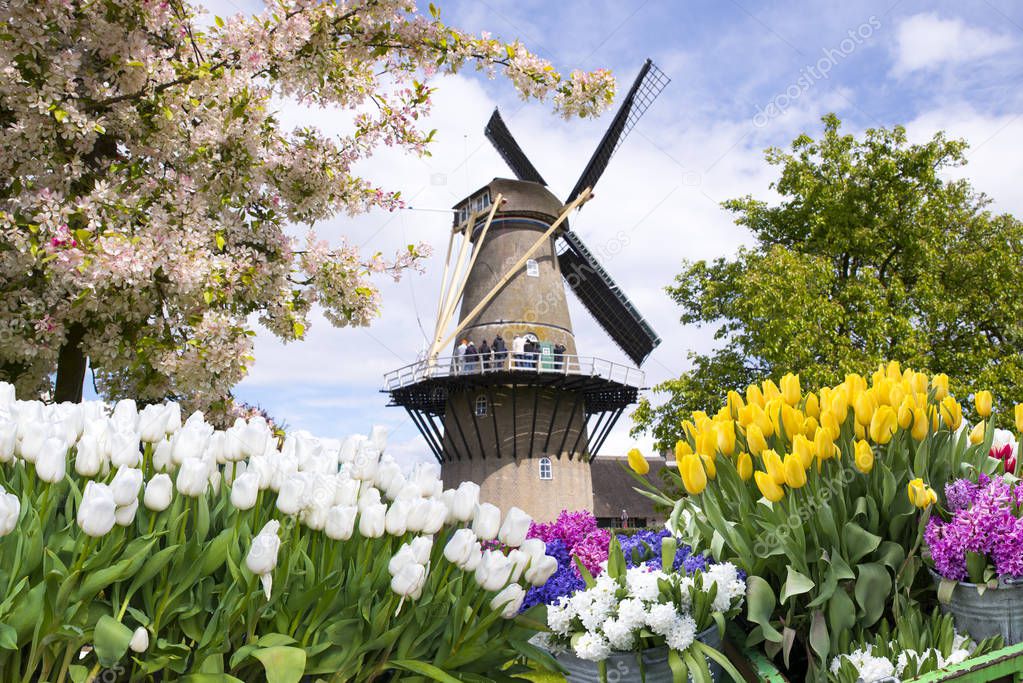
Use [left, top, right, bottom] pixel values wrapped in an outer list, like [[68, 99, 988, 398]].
[[590, 455, 667, 523]]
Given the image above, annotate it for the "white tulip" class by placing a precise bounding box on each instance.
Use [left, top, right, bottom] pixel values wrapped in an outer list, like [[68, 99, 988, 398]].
[[376, 461, 403, 498], [357, 485, 382, 512], [410, 536, 434, 565], [393, 481, 420, 501], [230, 472, 260, 511], [524, 555, 559, 586], [143, 474, 173, 512], [410, 462, 441, 494], [0, 382, 14, 408], [14, 401, 43, 441], [490, 583, 526, 618], [350, 445, 379, 481], [246, 520, 281, 599], [248, 455, 274, 491], [472, 503, 501, 541], [108, 431, 141, 468], [370, 425, 388, 454], [335, 477, 360, 506], [36, 438, 67, 483], [222, 427, 243, 462], [507, 549, 530, 582], [129, 627, 149, 653], [405, 498, 430, 534], [172, 427, 208, 466], [111, 399, 138, 432], [152, 438, 173, 472], [74, 434, 103, 477], [390, 562, 427, 599], [358, 502, 386, 538], [78, 481, 117, 537], [18, 422, 47, 463], [277, 473, 308, 515], [115, 499, 139, 527], [463, 545, 483, 572], [384, 500, 411, 536], [224, 460, 246, 485], [107, 466, 142, 506], [325, 505, 357, 541], [339, 434, 365, 464], [0, 422, 15, 463], [475, 549, 513, 591], [498, 507, 532, 547], [520, 538, 547, 561], [175, 457, 209, 497], [440, 489, 457, 524], [138, 405, 168, 443], [451, 482, 480, 522], [444, 529, 477, 566], [206, 431, 227, 464], [420, 500, 448, 536], [388, 545, 417, 576], [164, 403, 182, 434], [0, 489, 20, 536], [239, 421, 269, 459]]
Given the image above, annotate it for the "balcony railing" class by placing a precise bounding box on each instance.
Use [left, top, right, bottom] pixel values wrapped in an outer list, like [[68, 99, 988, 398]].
[[383, 353, 645, 391]]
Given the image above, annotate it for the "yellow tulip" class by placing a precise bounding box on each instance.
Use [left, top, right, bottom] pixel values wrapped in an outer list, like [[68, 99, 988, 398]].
[[820, 410, 841, 441], [975, 391, 993, 419], [716, 420, 736, 456], [755, 470, 785, 502], [804, 392, 820, 419], [680, 453, 707, 495], [751, 404, 775, 438], [869, 405, 898, 445], [682, 420, 697, 441], [1016, 404, 1023, 433], [932, 374, 949, 401], [874, 377, 893, 406], [692, 411, 710, 428], [802, 416, 819, 438], [911, 407, 929, 441], [762, 379, 781, 402], [763, 449, 786, 486], [780, 373, 801, 406], [854, 439, 874, 474], [854, 390, 878, 426], [907, 478, 936, 509], [781, 404, 803, 441], [813, 427, 837, 462], [766, 399, 784, 436], [897, 396, 914, 430], [885, 361, 901, 379], [846, 373, 867, 395], [726, 390, 745, 418], [627, 448, 649, 475], [746, 384, 765, 408], [969, 421, 985, 445], [889, 384, 906, 411], [745, 423, 768, 456], [737, 452, 753, 481], [701, 454, 717, 480], [940, 396, 963, 430], [783, 453, 807, 488], [854, 421, 865, 440], [675, 439, 694, 459], [830, 388, 850, 423], [696, 427, 717, 458], [792, 433, 814, 469], [714, 406, 731, 422]]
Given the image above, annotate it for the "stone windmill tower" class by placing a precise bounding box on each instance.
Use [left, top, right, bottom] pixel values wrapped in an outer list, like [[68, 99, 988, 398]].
[[385, 60, 668, 521]]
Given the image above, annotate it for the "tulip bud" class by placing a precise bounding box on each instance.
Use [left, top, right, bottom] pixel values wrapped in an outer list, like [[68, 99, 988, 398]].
[[1016, 404, 1023, 433], [444, 528, 478, 566], [940, 396, 963, 431], [74, 434, 103, 477], [110, 466, 143, 507], [276, 473, 307, 515], [525, 554, 558, 586], [745, 423, 767, 456], [152, 438, 173, 473], [472, 503, 501, 541], [490, 583, 526, 618], [389, 545, 417, 576], [390, 562, 427, 599], [325, 504, 358, 541], [359, 502, 387, 538], [854, 440, 874, 474], [36, 438, 68, 483], [746, 384, 765, 408], [627, 448, 649, 474], [144, 473, 174, 512], [754, 470, 785, 503], [0, 423, 15, 464], [475, 549, 513, 591], [0, 488, 20, 536], [907, 478, 936, 509], [680, 453, 707, 495], [782, 453, 806, 489], [762, 379, 781, 402], [115, 499, 139, 527], [931, 374, 949, 400], [975, 391, 993, 419], [868, 405, 898, 445], [736, 452, 753, 481], [385, 500, 412, 536], [129, 627, 149, 653], [969, 421, 985, 445], [674, 440, 693, 460], [507, 549, 530, 582], [19, 422, 46, 463], [792, 434, 814, 469], [78, 481, 117, 537], [804, 392, 820, 419], [239, 421, 270, 459], [716, 421, 736, 456], [854, 390, 878, 427], [521, 538, 549, 561], [350, 444, 380, 481], [498, 507, 532, 547], [763, 449, 786, 486], [138, 405, 167, 443], [229, 472, 260, 511], [420, 500, 448, 535], [376, 461, 403, 499], [780, 373, 801, 406], [175, 457, 209, 497]]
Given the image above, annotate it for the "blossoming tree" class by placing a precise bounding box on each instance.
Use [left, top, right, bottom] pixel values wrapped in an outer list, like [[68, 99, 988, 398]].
[[0, 0, 615, 415]]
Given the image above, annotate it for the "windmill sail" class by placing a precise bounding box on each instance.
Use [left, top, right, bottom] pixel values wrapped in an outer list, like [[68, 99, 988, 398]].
[[483, 108, 547, 185], [557, 229, 660, 365], [565, 59, 670, 205]]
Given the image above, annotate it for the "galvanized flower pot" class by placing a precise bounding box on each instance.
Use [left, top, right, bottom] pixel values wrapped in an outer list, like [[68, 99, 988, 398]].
[[556, 625, 723, 682], [932, 570, 1023, 645]]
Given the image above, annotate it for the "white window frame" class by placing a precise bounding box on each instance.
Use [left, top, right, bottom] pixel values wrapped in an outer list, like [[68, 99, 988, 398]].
[[526, 259, 539, 277], [474, 394, 488, 417], [539, 457, 553, 480]]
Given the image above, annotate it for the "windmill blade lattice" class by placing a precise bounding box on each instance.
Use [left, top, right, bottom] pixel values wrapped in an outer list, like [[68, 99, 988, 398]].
[[566, 59, 670, 205], [483, 108, 547, 185]]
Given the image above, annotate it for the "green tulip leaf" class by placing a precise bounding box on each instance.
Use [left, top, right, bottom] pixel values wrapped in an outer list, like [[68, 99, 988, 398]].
[[179, 676, 245, 683], [842, 522, 881, 564], [251, 645, 306, 683], [0, 623, 16, 650], [94, 615, 133, 667], [809, 609, 829, 661], [827, 586, 856, 635], [876, 541, 906, 572], [68, 665, 89, 683], [854, 562, 891, 627], [389, 658, 463, 683], [780, 566, 815, 604], [745, 575, 782, 642]]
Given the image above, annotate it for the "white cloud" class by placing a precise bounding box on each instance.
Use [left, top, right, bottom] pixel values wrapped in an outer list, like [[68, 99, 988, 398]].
[[891, 13, 1015, 77]]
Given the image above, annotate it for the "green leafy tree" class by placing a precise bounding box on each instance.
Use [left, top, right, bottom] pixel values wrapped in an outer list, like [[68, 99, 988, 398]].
[[634, 114, 1023, 449]]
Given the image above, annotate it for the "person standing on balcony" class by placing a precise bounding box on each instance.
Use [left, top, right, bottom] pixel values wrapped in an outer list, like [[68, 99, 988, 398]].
[[511, 335, 525, 370], [554, 342, 565, 372], [479, 339, 491, 372], [492, 334, 507, 370], [465, 340, 479, 373], [455, 339, 467, 372]]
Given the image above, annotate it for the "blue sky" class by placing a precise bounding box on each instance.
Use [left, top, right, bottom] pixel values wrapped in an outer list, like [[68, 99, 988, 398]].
[[191, 0, 1023, 466]]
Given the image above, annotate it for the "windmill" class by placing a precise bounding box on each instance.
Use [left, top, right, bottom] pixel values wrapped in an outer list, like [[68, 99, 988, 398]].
[[384, 60, 669, 521]]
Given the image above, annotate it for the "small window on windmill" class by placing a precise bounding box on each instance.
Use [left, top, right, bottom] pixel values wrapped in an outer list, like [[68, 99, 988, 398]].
[[539, 457, 553, 480], [526, 259, 539, 277], [474, 394, 488, 417], [454, 190, 492, 226]]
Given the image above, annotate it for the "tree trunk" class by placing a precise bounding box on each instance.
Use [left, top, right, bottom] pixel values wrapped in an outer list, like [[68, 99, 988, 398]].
[[53, 323, 87, 403]]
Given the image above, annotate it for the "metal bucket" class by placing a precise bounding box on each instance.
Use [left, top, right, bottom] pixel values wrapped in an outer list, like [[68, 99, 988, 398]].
[[556, 625, 723, 682], [931, 570, 1023, 645]]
